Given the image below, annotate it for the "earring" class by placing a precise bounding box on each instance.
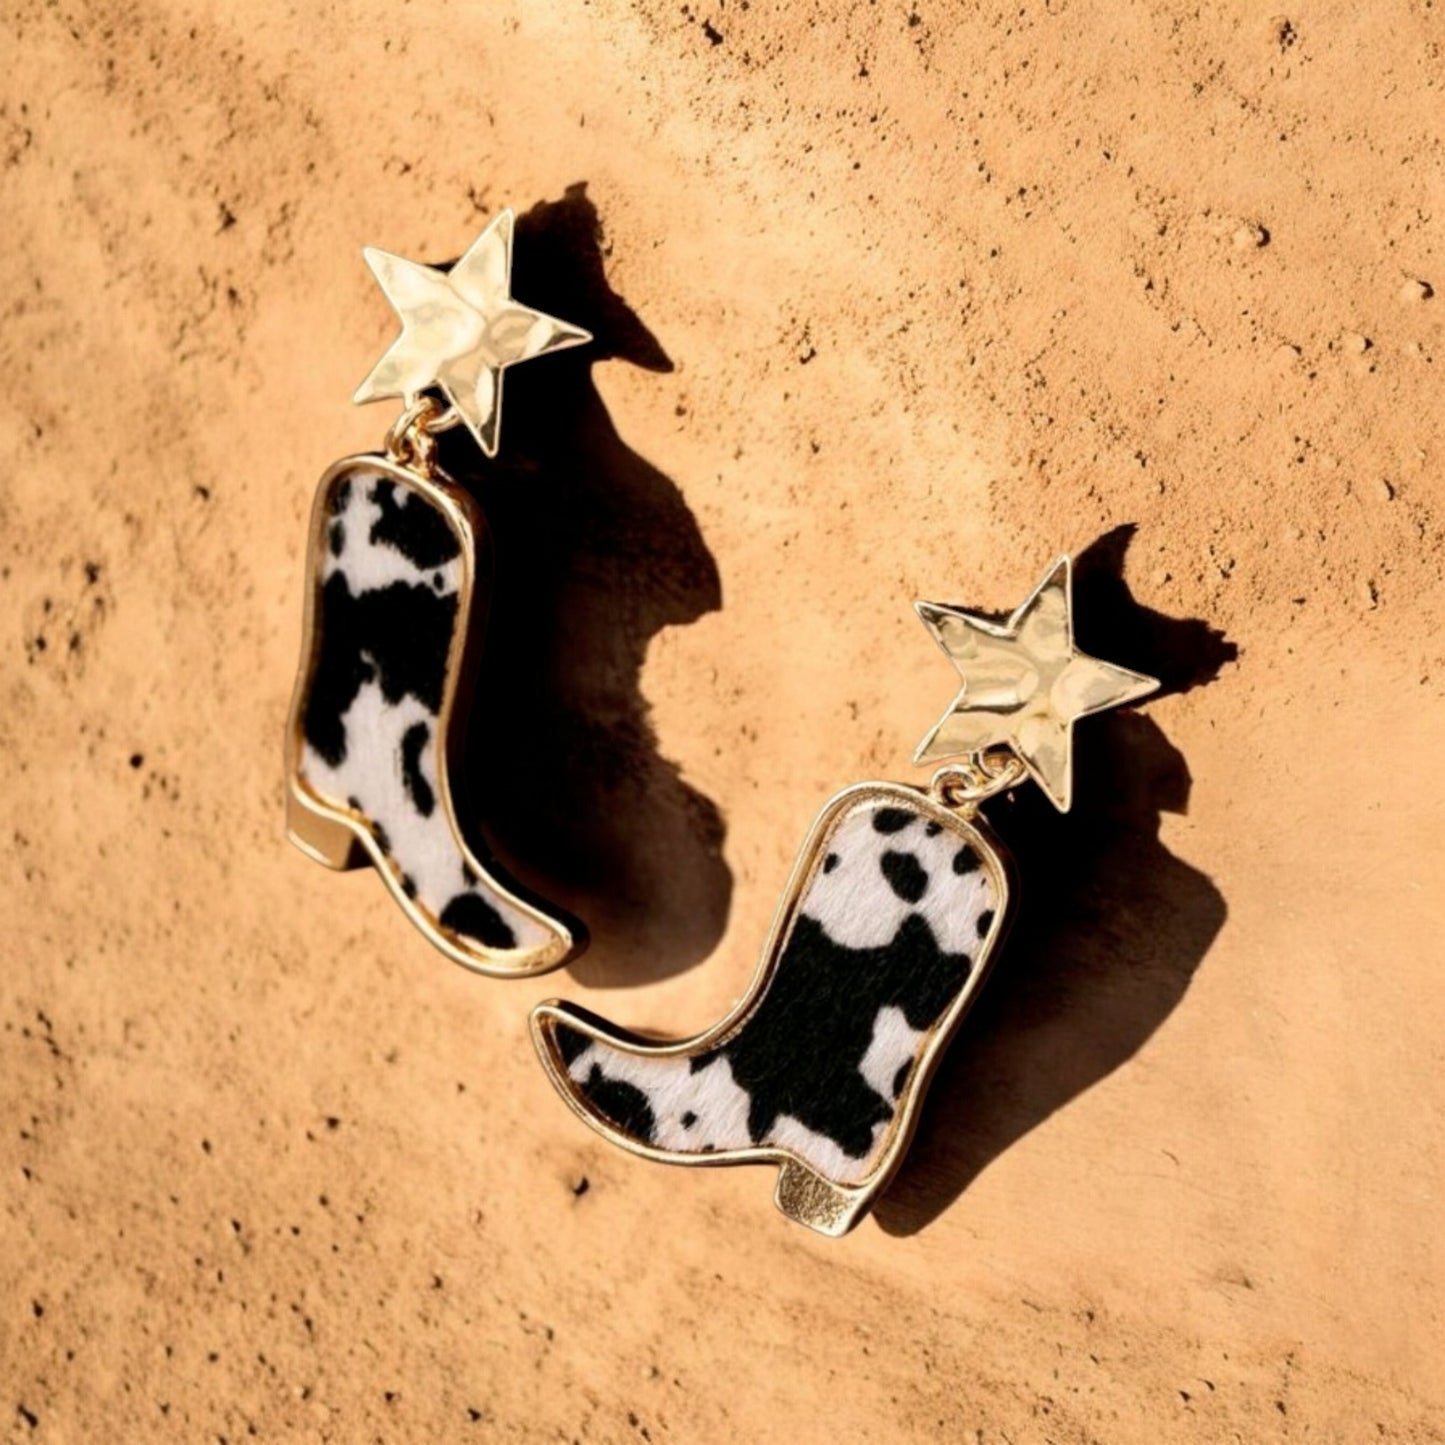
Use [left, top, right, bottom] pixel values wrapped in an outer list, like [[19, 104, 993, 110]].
[[531, 556, 1158, 1233], [285, 209, 591, 977]]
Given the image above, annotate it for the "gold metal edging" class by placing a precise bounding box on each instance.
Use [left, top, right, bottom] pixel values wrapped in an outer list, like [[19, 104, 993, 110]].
[[284, 451, 583, 979], [531, 778, 1013, 1235]]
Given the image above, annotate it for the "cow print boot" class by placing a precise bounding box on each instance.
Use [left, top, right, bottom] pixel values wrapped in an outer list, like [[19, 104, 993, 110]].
[[286, 456, 581, 977], [532, 783, 1007, 1233]]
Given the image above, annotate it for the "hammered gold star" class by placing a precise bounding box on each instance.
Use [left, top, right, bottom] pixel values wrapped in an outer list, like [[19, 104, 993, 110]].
[[353, 209, 592, 457], [914, 557, 1159, 811]]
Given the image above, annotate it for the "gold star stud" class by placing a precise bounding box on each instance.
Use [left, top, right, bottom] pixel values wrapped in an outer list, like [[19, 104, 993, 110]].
[[914, 556, 1159, 811], [353, 209, 592, 457]]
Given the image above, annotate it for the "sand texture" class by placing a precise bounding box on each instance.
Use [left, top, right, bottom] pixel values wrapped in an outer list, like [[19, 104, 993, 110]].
[[3, 0, 1443, 1439]]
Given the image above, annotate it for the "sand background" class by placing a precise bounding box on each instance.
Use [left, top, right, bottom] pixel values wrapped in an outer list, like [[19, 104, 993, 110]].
[[3, 0, 1443, 1439]]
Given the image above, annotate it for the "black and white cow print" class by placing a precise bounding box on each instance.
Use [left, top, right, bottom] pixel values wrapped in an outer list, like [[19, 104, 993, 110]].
[[296, 462, 558, 959], [536, 793, 1001, 1186]]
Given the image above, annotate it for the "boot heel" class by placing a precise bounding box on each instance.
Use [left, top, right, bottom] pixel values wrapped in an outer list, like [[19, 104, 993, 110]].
[[774, 1158, 861, 1238], [287, 790, 365, 871]]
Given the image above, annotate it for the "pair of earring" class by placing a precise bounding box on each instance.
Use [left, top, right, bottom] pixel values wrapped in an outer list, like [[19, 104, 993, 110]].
[[284, 209, 1159, 1237]]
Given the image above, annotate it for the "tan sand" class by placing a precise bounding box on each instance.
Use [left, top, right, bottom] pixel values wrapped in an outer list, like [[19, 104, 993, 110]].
[[2, 1, 1442, 1439]]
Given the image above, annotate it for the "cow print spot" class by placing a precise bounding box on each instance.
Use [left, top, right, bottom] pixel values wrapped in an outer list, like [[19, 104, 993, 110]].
[[952, 844, 980, 875], [925, 821, 943, 837], [976, 908, 995, 937], [301, 571, 458, 765], [880, 850, 929, 904], [691, 911, 971, 1160], [823, 852, 840, 874], [681, 1111, 697, 1128], [329, 521, 345, 557], [891, 1060, 911, 1098], [368, 481, 461, 569], [554, 1022, 590, 1066], [440, 893, 517, 949], [873, 808, 915, 835], [399, 722, 435, 817], [581, 1064, 656, 1142]]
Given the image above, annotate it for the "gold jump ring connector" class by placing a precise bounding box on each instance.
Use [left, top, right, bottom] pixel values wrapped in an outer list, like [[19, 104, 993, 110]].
[[928, 750, 1026, 815], [384, 393, 450, 477]]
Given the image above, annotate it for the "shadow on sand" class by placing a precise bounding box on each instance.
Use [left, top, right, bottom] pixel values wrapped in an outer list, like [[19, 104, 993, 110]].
[[875, 526, 1237, 1235], [429, 193, 1232, 1225], [434, 184, 731, 988]]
